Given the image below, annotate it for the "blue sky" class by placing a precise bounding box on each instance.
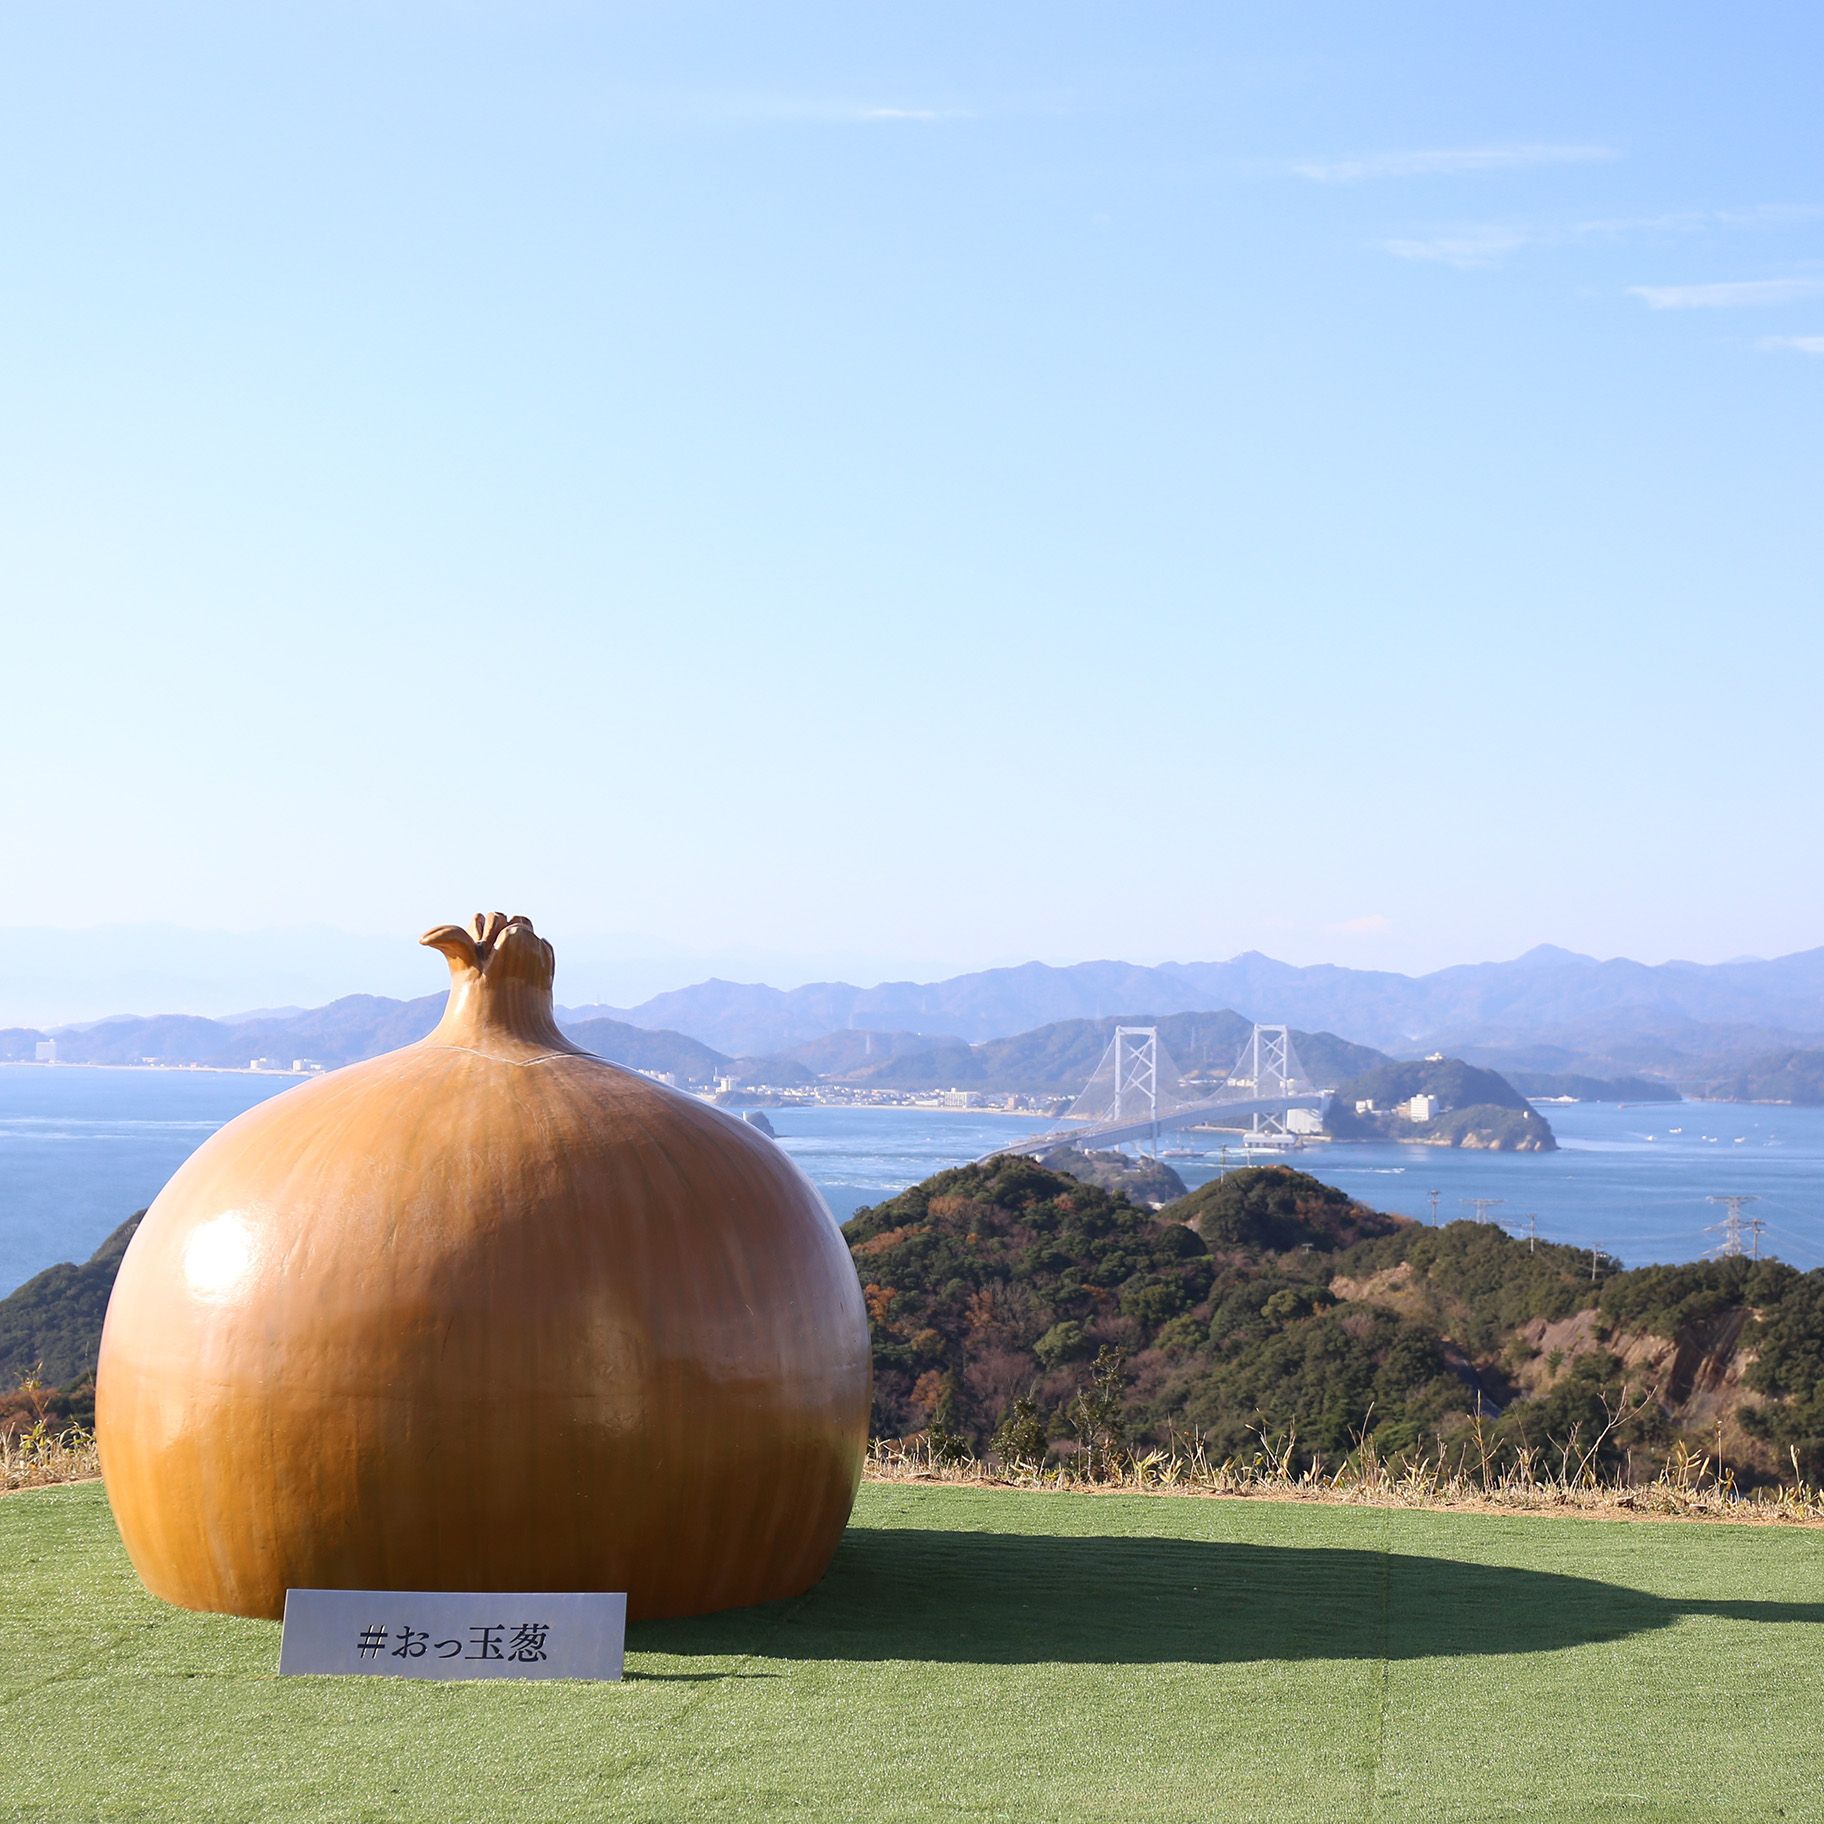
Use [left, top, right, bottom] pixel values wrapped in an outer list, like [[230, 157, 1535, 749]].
[[4, 3, 1820, 1003]]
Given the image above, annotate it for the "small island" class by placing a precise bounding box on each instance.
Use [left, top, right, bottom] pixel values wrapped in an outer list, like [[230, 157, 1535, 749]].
[[1324, 1059, 1556, 1152]]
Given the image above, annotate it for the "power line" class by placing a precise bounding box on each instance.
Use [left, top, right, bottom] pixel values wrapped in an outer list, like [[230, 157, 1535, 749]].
[[1463, 1197, 1506, 1226], [1741, 1194, 1824, 1238], [1508, 1213, 1539, 1254]]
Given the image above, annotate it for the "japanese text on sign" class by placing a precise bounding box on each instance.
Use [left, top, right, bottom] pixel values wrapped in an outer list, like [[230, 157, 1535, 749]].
[[278, 1590, 625, 1681]]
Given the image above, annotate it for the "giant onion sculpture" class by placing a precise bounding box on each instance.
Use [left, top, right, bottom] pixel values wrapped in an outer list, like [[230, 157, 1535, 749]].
[[96, 914, 871, 1621]]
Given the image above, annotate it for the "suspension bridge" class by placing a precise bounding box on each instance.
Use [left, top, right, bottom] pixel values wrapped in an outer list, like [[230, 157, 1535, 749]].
[[989, 1023, 1335, 1159]]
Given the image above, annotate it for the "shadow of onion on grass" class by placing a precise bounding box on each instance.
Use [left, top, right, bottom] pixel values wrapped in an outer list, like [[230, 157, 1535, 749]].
[[631, 1529, 1824, 1666]]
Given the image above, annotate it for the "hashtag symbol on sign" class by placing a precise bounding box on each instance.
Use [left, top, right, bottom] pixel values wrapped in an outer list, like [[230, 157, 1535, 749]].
[[355, 1625, 389, 1658]]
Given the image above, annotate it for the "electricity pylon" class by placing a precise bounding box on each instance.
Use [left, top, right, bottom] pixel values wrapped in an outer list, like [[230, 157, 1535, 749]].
[[1705, 1194, 1762, 1260]]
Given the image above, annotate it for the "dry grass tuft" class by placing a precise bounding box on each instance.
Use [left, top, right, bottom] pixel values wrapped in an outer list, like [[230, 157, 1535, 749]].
[[866, 1413, 1824, 1527], [1, 1369, 100, 1493]]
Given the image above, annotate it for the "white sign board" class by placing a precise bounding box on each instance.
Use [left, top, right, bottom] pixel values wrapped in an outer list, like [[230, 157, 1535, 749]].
[[277, 1589, 627, 1680]]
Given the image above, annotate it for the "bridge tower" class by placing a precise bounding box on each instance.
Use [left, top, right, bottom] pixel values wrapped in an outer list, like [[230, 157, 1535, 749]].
[[1232, 1023, 1295, 1145], [1112, 1027, 1158, 1128], [987, 1019, 1325, 1162], [1057, 1024, 1198, 1155]]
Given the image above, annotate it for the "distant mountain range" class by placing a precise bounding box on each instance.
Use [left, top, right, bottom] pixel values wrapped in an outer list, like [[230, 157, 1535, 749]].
[[592, 944, 1824, 1069], [774, 1013, 1387, 1098], [0, 998, 740, 1083], [7, 943, 1824, 1098], [0, 1000, 1373, 1099]]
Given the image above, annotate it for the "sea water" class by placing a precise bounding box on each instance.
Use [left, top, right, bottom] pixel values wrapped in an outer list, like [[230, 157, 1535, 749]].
[[1, 1065, 1821, 1297]]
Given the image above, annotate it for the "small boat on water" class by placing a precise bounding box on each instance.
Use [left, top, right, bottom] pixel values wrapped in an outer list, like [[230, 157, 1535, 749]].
[[1668, 1126, 1684, 1135]]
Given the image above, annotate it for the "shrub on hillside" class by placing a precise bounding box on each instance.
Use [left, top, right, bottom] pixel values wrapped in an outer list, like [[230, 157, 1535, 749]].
[[1742, 1271, 1824, 1476], [846, 1157, 1214, 1442], [1163, 1166, 1400, 1253], [1335, 1221, 1596, 1353], [1598, 1257, 1798, 1340]]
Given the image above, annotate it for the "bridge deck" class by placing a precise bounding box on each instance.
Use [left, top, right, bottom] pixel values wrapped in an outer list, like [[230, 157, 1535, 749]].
[[992, 1091, 1329, 1158]]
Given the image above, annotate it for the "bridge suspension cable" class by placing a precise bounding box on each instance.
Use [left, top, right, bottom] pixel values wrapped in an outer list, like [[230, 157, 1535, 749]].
[[1065, 1027, 1207, 1126], [990, 1021, 1332, 1159]]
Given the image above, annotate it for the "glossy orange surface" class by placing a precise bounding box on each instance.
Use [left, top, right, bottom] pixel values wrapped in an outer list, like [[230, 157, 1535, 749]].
[[96, 914, 871, 1621]]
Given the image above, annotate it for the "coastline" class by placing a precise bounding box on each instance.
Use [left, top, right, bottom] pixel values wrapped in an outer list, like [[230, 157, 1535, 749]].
[[0, 1061, 1057, 1116], [716, 1097, 1055, 1122], [0, 1060, 310, 1079]]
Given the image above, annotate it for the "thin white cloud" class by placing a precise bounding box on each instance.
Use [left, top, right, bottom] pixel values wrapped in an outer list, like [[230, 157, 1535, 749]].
[[1382, 204, 1824, 271], [1294, 144, 1617, 183], [1328, 914, 1392, 936], [658, 94, 977, 127], [1382, 227, 1529, 269], [1761, 335, 1824, 354], [849, 104, 977, 124], [1629, 277, 1824, 309], [1574, 203, 1824, 238]]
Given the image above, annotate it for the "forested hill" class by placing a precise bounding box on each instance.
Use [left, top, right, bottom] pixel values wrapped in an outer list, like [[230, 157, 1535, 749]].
[[1702, 1049, 1824, 1105], [0, 1212, 144, 1391], [848, 1161, 1824, 1482], [1506, 1070, 1680, 1104], [1326, 1059, 1558, 1151], [792, 1010, 1388, 1095], [12, 1163, 1824, 1485]]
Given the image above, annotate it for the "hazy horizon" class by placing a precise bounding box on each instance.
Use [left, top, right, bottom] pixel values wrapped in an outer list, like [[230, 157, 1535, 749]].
[[2, 917, 1817, 1029]]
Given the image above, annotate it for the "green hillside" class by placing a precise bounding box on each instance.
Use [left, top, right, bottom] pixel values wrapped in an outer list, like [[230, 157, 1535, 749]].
[[1040, 1144, 1187, 1206], [18, 1162, 1824, 1483], [826, 1010, 1386, 1094], [850, 1160, 1824, 1478], [5, 1479, 1822, 1822], [1507, 1069, 1681, 1103], [1704, 1047, 1824, 1105], [0, 1213, 143, 1392]]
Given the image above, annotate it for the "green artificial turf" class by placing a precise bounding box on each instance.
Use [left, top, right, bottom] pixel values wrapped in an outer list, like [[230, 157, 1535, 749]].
[[5, 1481, 1824, 1823]]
